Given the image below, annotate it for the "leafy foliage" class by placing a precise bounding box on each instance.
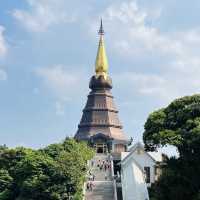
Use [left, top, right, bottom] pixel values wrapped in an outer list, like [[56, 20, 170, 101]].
[[0, 139, 94, 200], [143, 95, 200, 200], [144, 95, 200, 156]]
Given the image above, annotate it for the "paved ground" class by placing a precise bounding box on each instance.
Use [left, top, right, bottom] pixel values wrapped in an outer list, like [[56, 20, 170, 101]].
[[85, 154, 114, 200]]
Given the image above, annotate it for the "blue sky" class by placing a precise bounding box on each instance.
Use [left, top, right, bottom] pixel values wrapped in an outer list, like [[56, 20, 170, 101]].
[[1, 0, 200, 149]]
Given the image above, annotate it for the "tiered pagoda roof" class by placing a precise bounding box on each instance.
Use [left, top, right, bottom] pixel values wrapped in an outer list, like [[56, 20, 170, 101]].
[[74, 20, 128, 142]]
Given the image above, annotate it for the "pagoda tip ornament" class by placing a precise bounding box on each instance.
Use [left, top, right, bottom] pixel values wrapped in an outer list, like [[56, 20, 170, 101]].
[[95, 19, 108, 79]]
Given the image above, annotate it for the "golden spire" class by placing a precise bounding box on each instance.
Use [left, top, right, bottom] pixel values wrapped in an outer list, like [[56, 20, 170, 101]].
[[95, 19, 108, 78]]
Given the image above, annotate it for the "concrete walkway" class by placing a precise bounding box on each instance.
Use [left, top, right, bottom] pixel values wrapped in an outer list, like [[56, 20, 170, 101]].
[[85, 154, 114, 200]]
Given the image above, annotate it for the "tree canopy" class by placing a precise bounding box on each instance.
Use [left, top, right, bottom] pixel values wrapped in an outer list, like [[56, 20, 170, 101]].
[[143, 94, 200, 200], [144, 94, 200, 157], [0, 139, 94, 200]]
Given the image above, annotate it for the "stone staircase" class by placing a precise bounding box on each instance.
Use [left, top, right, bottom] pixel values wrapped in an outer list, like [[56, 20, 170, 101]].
[[85, 154, 115, 200], [85, 181, 114, 200]]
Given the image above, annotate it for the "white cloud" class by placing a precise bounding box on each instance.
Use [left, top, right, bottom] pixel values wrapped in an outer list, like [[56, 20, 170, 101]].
[[12, 0, 76, 32], [102, 1, 182, 57], [36, 65, 88, 114], [95, 1, 200, 104], [36, 65, 87, 98], [114, 72, 173, 103], [99, 0, 200, 69], [114, 70, 200, 107], [0, 26, 7, 57], [106, 1, 147, 26]]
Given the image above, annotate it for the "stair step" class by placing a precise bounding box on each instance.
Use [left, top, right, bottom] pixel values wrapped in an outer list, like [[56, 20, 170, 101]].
[[85, 154, 114, 200]]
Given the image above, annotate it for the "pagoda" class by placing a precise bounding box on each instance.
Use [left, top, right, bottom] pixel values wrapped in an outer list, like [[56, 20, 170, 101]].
[[74, 20, 130, 154]]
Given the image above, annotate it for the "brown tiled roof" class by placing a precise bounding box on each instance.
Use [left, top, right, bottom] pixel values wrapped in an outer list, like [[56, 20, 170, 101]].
[[74, 75, 128, 142]]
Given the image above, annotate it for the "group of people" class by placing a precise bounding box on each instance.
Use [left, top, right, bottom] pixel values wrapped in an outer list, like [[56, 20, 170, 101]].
[[97, 159, 111, 173], [86, 170, 95, 191], [89, 171, 95, 181], [86, 158, 111, 191], [86, 181, 95, 191]]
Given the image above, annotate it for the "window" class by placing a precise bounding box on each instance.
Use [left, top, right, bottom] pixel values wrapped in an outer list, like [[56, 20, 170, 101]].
[[144, 167, 150, 183]]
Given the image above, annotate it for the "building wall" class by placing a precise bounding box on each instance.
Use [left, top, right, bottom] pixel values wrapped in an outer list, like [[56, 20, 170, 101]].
[[130, 149, 157, 186], [121, 157, 149, 200], [115, 144, 126, 153]]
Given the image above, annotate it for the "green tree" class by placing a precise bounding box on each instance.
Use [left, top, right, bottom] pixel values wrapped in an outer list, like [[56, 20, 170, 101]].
[[0, 139, 94, 200], [143, 94, 200, 200], [0, 169, 13, 200]]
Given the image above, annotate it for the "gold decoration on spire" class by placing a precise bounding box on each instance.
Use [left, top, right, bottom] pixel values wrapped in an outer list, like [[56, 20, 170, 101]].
[[95, 19, 108, 78]]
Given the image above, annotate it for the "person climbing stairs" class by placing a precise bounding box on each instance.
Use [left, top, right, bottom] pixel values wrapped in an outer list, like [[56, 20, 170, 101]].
[[85, 154, 115, 200]]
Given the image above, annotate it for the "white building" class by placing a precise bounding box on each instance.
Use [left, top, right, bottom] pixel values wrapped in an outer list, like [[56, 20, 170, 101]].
[[121, 142, 163, 200], [127, 142, 163, 186], [121, 152, 149, 200]]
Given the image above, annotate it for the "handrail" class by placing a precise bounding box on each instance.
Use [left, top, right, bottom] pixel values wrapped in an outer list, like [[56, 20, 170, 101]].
[[82, 182, 86, 200], [110, 154, 118, 200], [113, 179, 118, 200], [82, 160, 90, 200]]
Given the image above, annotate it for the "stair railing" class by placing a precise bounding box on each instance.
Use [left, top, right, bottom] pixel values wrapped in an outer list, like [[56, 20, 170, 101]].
[[109, 155, 118, 200], [82, 160, 90, 200]]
